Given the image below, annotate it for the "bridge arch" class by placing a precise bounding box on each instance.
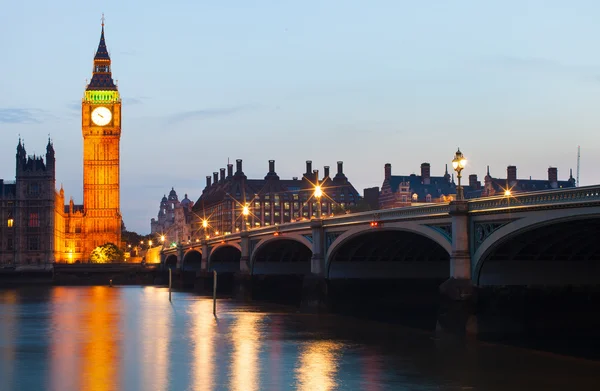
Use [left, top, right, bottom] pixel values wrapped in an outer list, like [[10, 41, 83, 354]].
[[473, 211, 600, 286], [164, 254, 177, 269], [251, 235, 312, 275], [326, 223, 451, 279], [182, 249, 202, 272], [208, 243, 242, 273]]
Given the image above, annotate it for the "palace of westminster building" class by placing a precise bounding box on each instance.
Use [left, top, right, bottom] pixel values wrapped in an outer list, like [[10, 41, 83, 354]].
[[0, 21, 122, 266]]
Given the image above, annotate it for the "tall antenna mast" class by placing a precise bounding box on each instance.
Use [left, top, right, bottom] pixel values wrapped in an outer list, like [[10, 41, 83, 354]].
[[577, 145, 581, 187]]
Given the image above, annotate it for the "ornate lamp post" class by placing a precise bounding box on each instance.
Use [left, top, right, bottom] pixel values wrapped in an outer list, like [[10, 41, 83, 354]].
[[452, 148, 467, 201], [314, 184, 323, 219], [202, 219, 208, 238], [242, 204, 249, 231]]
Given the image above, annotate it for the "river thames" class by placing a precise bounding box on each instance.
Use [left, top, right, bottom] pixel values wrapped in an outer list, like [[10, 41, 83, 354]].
[[1, 286, 599, 391]]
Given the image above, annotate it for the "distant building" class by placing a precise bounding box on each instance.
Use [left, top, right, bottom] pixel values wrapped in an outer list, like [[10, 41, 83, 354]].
[[470, 166, 576, 198], [150, 189, 194, 244], [380, 163, 458, 209], [363, 187, 380, 210], [192, 159, 360, 236], [379, 162, 576, 209]]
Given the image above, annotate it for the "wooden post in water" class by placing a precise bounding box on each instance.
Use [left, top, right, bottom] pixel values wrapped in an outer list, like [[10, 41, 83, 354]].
[[169, 268, 172, 302], [213, 270, 217, 316]]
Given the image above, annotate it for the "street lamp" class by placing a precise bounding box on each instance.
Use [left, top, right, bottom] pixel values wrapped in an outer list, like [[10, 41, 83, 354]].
[[242, 204, 249, 231], [314, 184, 323, 218], [148, 240, 153, 248], [160, 235, 165, 243], [452, 148, 467, 201]]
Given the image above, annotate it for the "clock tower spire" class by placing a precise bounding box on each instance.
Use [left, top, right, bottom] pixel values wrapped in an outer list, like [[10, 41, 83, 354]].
[[81, 16, 122, 256]]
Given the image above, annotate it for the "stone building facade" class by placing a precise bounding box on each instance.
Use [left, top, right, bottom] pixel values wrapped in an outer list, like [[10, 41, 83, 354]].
[[151, 189, 194, 244], [0, 140, 57, 267], [191, 159, 360, 237]]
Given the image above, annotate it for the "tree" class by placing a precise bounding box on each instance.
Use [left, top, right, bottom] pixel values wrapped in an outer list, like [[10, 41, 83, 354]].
[[90, 242, 125, 263]]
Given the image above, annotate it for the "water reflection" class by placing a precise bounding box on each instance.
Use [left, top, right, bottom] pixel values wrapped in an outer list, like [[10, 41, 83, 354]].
[[0, 290, 18, 391], [140, 287, 171, 391], [190, 300, 215, 391], [80, 287, 120, 391], [295, 341, 343, 391], [1, 287, 600, 391], [49, 287, 82, 390], [230, 312, 261, 391]]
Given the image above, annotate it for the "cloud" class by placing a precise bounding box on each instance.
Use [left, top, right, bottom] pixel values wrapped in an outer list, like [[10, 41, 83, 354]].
[[165, 105, 257, 125], [0, 108, 44, 124], [67, 102, 81, 111], [489, 55, 600, 78]]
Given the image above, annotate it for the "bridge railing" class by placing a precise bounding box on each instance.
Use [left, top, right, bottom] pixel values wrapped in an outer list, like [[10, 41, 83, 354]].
[[468, 184, 600, 211]]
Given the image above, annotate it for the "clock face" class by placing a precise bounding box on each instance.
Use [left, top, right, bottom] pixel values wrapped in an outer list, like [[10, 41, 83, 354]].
[[91, 107, 112, 126]]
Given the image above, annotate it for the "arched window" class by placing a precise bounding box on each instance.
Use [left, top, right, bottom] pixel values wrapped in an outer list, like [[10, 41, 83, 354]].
[[426, 194, 432, 202]]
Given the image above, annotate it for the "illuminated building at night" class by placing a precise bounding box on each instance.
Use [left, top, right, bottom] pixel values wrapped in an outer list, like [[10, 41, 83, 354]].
[[190, 159, 360, 238], [0, 20, 122, 266]]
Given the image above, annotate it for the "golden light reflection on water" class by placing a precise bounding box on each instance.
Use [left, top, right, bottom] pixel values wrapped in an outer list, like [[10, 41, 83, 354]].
[[230, 312, 262, 391], [296, 341, 343, 391], [190, 300, 216, 391], [80, 286, 120, 391], [0, 290, 18, 391], [140, 287, 170, 391], [49, 287, 83, 391]]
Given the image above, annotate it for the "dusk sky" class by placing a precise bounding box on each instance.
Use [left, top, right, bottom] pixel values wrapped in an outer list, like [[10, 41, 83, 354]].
[[1, 1, 599, 234]]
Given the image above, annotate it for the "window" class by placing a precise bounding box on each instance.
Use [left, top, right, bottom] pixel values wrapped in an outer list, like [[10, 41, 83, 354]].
[[29, 213, 40, 227], [7, 218, 13, 228], [426, 194, 432, 202], [28, 236, 40, 251], [28, 183, 40, 196], [7, 237, 13, 250], [75, 223, 82, 233]]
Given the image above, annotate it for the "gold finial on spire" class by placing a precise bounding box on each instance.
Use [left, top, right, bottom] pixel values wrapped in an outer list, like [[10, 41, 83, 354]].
[[101, 13, 105, 28]]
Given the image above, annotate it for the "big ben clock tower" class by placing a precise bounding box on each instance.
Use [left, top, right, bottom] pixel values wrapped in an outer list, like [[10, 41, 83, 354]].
[[81, 17, 122, 253]]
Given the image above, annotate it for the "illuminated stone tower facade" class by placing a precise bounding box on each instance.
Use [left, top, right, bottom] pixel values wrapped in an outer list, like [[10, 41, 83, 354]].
[[80, 19, 122, 254]]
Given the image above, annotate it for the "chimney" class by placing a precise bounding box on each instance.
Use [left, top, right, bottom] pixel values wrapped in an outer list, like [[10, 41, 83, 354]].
[[269, 160, 275, 173], [305, 160, 312, 175], [507, 166, 517, 185], [313, 169, 319, 182], [213, 172, 218, 184], [469, 174, 478, 189], [235, 159, 243, 174], [324, 166, 330, 178], [220, 168, 225, 182], [384, 163, 392, 180], [548, 167, 558, 188], [227, 164, 233, 178], [206, 175, 211, 187], [421, 163, 431, 185], [337, 161, 343, 175]]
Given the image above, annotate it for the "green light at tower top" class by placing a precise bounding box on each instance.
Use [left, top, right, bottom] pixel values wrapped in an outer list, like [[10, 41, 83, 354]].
[[84, 90, 120, 103]]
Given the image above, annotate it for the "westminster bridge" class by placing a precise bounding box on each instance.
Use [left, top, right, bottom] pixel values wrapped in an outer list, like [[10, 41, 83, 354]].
[[161, 185, 600, 336]]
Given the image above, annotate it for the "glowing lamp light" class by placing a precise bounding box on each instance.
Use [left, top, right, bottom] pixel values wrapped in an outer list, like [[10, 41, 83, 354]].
[[160, 235, 165, 242], [370, 221, 380, 228], [504, 189, 512, 196], [202, 219, 208, 229], [242, 204, 250, 216], [452, 149, 467, 171], [314, 185, 323, 199]]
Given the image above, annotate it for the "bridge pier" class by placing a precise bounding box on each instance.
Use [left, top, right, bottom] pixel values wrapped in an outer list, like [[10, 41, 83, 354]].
[[201, 241, 209, 270], [233, 231, 252, 301], [438, 201, 478, 338], [301, 219, 330, 312]]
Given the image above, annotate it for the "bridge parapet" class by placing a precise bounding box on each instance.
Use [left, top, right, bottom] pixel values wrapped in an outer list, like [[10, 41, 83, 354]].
[[468, 185, 600, 212]]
